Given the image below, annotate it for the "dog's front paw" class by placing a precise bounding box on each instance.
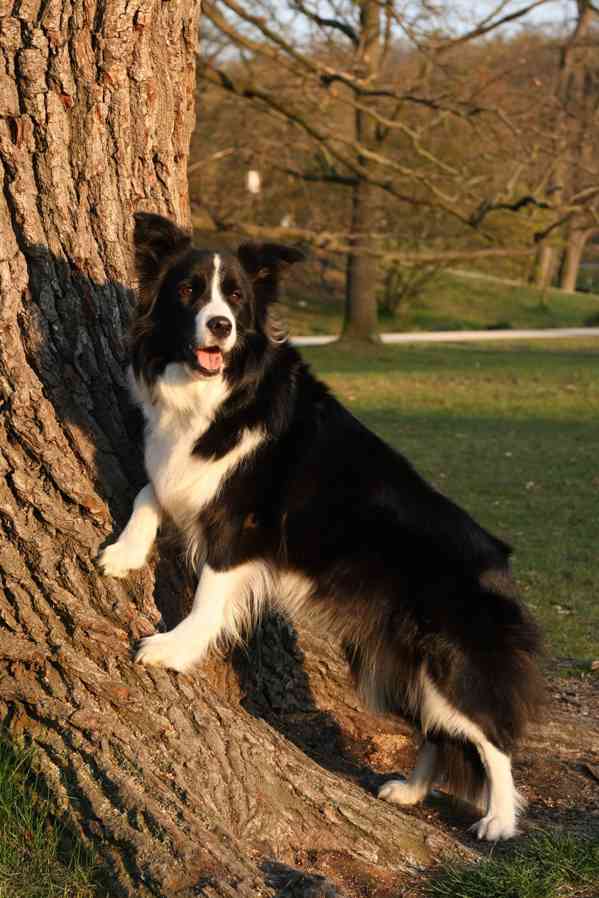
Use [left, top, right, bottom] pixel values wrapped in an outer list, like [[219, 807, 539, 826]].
[[135, 631, 204, 673], [471, 813, 517, 841], [98, 541, 148, 578]]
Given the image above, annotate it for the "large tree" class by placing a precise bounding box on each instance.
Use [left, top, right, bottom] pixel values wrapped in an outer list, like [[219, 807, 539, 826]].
[[0, 2, 469, 896]]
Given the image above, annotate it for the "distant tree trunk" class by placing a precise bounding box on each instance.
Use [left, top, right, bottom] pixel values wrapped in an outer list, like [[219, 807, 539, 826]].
[[0, 3, 464, 896], [534, 2, 596, 293], [342, 0, 382, 342], [343, 174, 380, 341], [533, 243, 557, 289], [559, 225, 593, 292]]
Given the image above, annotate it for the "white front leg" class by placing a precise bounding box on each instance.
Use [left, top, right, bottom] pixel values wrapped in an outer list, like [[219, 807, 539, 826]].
[[135, 562, 267, 672], [98, 483, 161, 578]]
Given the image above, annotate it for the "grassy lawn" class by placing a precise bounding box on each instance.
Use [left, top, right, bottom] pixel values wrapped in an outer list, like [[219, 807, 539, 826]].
[[0, 739, 98, 898], [302, 339, 599, 663], [282, 268, 599, 335], [429, 830, 599, 898]]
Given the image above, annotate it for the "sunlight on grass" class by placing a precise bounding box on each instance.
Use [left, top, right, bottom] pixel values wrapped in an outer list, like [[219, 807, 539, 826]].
[[304, 340, 599, 661], [428, 830, 599, 898], [0, 739, 98, 898]]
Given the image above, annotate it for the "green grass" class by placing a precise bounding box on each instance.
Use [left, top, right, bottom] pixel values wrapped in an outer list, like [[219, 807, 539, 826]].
[[0, 738, 98, 898], [303, 339, 599, 662], [428, 830, 599, 898], [282, 268, 599, 335]]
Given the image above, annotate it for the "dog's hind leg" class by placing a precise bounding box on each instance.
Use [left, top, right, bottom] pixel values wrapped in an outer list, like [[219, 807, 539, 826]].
[[471, 738, 524, 841], [378, 740, 437, 806], [418, 673, 522, 840], [136, 561, 271, 672]]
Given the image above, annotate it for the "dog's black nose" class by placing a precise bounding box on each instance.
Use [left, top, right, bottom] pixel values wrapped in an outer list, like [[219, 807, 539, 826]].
[[207, 316, 232, 338]]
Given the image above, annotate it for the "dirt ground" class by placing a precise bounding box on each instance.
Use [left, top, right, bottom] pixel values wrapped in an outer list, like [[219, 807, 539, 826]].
[[249, 658, 599, 898]]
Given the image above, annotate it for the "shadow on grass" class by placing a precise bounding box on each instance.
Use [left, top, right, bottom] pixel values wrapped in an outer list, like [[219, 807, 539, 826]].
[[301, 339, 599, 376]]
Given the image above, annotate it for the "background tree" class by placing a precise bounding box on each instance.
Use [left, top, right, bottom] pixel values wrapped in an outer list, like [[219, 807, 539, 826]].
[[0, 2, 470, 895], [553, 0, 598, 291], [530, 0, 599, 289], [198, 0, 599, 335]]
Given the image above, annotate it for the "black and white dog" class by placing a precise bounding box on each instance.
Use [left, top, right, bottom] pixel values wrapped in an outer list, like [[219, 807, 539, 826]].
[[100, 212, 543, 841]]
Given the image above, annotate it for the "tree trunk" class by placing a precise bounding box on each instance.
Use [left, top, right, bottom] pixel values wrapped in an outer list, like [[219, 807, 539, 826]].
[[341, 0, 382, 343], [532, 243, 557, 289], [0, 3, 467, 897], [343, 176, 380, 341], [559, 225, 593, 292], [533, 2, 597, 293]]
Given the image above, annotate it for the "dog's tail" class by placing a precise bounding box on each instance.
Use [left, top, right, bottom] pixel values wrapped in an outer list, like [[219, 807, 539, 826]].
[[432, 737, 486, 808]]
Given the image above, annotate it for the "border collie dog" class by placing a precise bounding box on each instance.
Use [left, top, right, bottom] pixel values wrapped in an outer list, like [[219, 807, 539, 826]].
[[100, 212, 543, 841]]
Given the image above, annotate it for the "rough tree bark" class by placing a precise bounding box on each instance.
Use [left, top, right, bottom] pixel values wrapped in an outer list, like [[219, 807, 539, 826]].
[[0, 2, 468, 897]]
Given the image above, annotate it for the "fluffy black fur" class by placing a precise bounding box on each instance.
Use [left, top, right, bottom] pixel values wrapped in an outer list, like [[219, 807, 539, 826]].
[[130, 213, 544, 812]]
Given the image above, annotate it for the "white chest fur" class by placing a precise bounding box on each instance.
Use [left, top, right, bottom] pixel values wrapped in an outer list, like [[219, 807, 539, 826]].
[[135, 364, 264, 532]]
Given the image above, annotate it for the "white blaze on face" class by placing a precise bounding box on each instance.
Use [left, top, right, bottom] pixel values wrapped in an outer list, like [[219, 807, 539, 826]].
[[195, 253, 237, 352]]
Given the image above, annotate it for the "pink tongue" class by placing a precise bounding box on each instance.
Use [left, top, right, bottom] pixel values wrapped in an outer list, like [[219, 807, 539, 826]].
[[196, 348, 223, 371]]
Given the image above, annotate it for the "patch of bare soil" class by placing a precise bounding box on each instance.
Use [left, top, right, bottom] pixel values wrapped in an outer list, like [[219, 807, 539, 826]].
[[367, 671, 599, 844], [522, 668, 599, 838], [224, 625, 598, 897], [250, 664, 599, 896]]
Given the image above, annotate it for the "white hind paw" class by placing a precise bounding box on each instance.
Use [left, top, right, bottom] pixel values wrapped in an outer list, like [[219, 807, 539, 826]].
[[378, 779, 424, 806], [472, 813, 517, 841]]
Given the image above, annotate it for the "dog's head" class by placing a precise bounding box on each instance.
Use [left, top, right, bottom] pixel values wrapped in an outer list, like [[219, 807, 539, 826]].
[[131, 212, 304, 384]]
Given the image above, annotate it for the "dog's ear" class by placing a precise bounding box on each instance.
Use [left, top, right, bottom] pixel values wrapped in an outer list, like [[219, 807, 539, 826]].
[[237, 242, 305, 282], [133, 212, 192, 295], [237, 243, 304, 345]]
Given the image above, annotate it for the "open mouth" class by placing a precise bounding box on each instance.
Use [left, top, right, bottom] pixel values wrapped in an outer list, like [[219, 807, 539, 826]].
[[192, 346, 224, 377]]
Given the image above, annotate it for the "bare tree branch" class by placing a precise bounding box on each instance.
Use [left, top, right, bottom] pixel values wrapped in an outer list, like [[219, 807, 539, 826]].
[[469, 195, 552, 228], [188, 147, 235, 174], [290, 0, 359, 46], [191, 206, 538, 263], [278, 166, 358, 186], [198, 0, 599, 314], [432, 1, 553, 55]]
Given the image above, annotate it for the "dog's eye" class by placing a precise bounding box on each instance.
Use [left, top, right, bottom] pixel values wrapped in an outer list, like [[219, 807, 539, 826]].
[[229, 289, 242, 302], [178, 284, 193, 300]]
